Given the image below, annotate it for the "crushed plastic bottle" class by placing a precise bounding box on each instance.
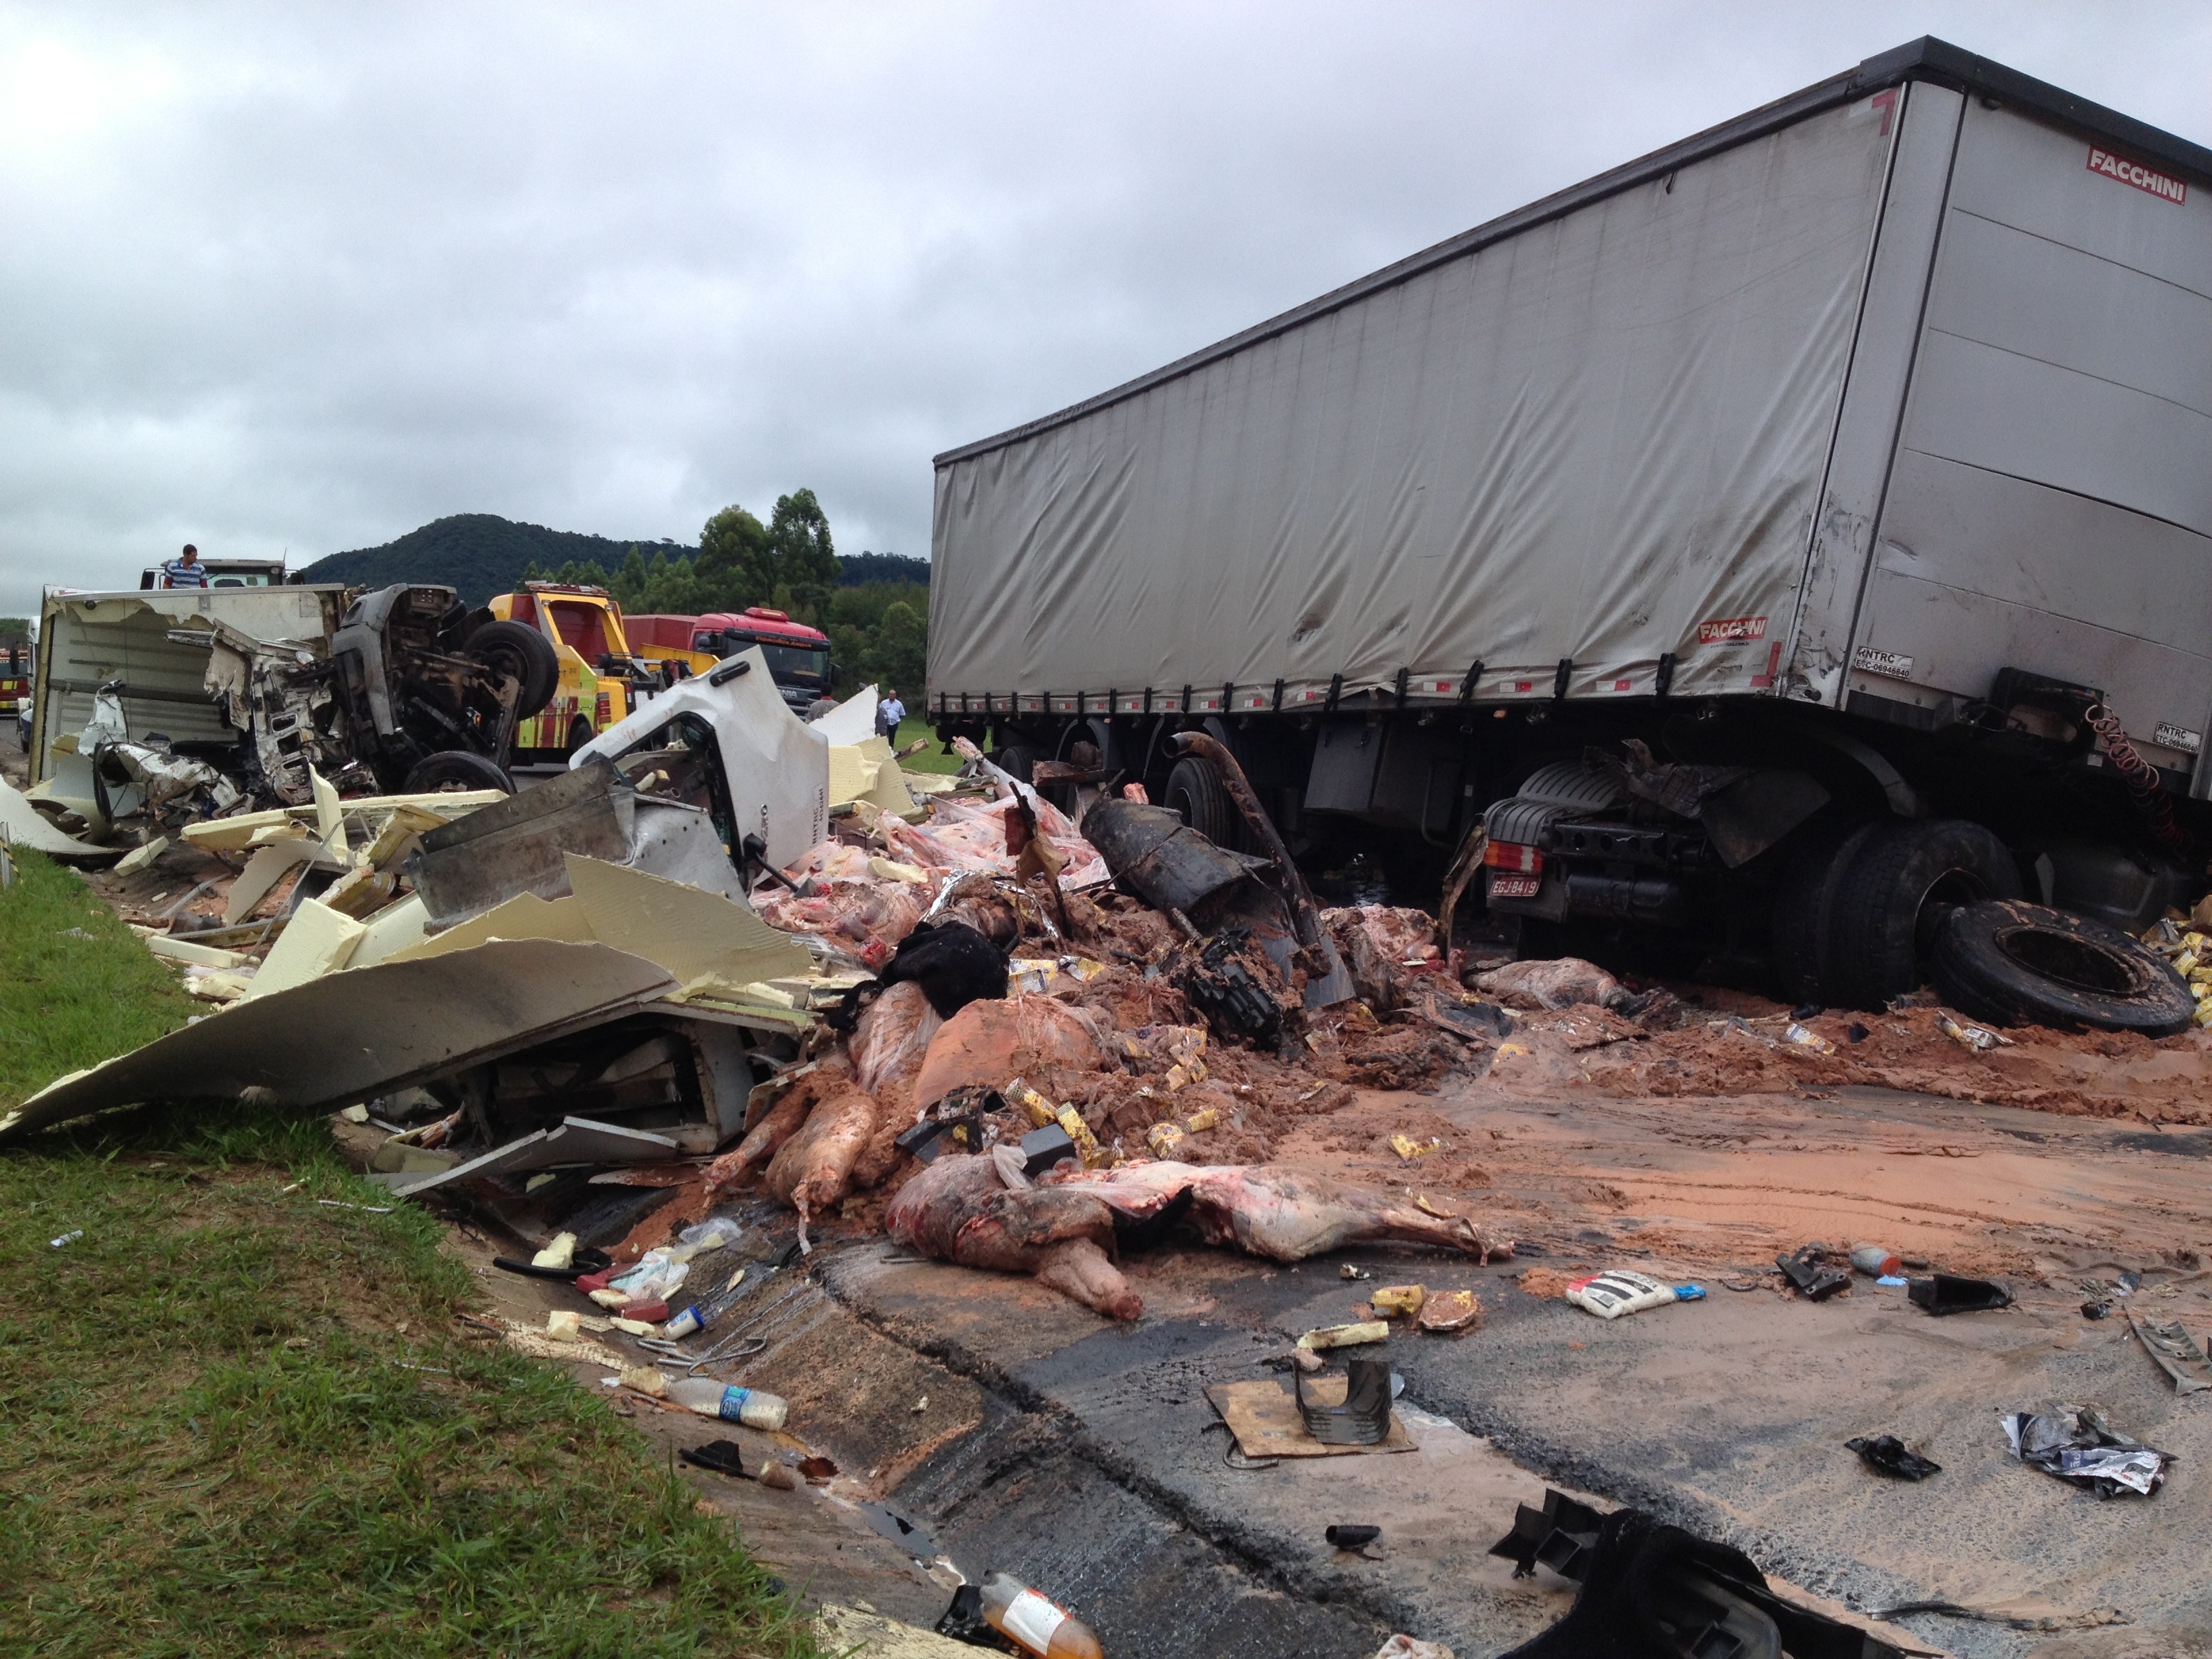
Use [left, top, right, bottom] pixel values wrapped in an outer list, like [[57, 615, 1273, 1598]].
[[665, 1378, 789, 1431], [977, 1571, 1104, 1658]]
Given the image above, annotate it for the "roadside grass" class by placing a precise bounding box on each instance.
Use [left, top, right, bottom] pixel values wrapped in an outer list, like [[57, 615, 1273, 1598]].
[[0, 848, 826, 1658], [892, 716, 960, 775]]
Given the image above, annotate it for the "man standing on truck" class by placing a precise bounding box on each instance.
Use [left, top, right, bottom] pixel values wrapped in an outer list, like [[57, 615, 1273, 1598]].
[[159, 544, 208, 588], [876, 687, 905, 741]]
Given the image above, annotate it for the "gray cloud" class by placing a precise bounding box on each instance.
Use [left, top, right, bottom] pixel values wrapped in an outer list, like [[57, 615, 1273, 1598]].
[[1, 1, 2206, 612]]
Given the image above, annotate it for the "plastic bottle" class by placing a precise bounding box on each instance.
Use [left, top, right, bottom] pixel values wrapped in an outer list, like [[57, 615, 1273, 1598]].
[[664, 1378, 789, 1431], [977, 1571, 1103, 1658]]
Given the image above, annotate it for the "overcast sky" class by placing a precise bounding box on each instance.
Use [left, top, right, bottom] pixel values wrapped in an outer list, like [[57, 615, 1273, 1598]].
[[1, 2, 2206, 612]]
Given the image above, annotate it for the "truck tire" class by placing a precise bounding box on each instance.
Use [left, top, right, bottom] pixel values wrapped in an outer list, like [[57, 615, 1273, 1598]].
[[403, 750, 514, 794], [1827, 819, 2022, 1009], [1933, 899, 2193, 1036], [994, 742, 1043, 783], [566, 715, 596, 757], [1767, 819, 1878, 1006], [1163, 754, 1242, 849], [466, 620, 559, 717]]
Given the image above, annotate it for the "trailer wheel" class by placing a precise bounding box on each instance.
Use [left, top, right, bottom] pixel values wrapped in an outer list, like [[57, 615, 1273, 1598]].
[[466, 620, 560, 717], [403, 750, 515, 794], [1933, 899, 2193, 1036], [1163, 754, 1242, 848], [991, 742, 1043, 784], [1767, 819, 1878, 1005], [1827, 819, 2021, 1009], [565, 715, 596, 757]]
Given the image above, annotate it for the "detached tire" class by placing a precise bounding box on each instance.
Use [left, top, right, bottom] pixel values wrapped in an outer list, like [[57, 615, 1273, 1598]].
[[1934, 899, 2193, 1035], [466, 619, 560, 717], [1162, 754, 1242, 849], [403, 750, 514, 794], [1827, 818, 2022, 1009]]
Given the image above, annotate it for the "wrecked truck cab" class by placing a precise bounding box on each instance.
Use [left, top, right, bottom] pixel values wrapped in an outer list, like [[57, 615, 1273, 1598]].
[[571, 646, 830, 875]]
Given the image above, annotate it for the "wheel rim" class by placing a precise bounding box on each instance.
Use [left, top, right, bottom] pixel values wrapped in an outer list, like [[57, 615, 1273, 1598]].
[[1992, 926, 2151, 998], [1912, 866, 1993, 955]]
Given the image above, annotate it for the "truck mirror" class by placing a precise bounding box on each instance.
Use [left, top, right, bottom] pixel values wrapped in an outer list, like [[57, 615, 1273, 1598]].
[[830, 662, 841, 689]]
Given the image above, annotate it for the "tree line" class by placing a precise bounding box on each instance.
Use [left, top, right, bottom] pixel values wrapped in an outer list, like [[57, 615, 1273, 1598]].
[[523, 489, 929, 698]]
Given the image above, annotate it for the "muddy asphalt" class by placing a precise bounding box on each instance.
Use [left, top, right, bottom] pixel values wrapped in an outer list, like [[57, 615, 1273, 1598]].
[[450, 1069, 2212, 1659]]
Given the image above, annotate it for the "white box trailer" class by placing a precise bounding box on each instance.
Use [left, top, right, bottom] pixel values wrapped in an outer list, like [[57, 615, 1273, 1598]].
[[930, 39, 2212, 1016]]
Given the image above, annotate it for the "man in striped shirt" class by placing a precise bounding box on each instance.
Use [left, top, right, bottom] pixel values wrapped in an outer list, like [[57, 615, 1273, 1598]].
[[159, 544, 208, 588]]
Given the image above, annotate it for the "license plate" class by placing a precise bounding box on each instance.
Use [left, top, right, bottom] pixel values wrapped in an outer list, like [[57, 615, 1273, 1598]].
[[1489, 873, 1542, 900]]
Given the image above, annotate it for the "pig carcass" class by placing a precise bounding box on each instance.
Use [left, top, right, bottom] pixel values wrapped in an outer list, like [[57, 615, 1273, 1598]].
[[886, 1155, 1512, 1319]]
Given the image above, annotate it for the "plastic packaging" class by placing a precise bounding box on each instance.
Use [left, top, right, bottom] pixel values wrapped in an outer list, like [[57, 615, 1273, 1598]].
[[677, 1216, 748, 1252], [664, 1378, 790, 1431], [977, 1571, 1104, 1658], [1565, 1270, 1677, 1319]]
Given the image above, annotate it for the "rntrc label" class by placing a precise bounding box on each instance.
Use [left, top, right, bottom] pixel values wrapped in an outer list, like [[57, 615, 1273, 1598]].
[[2153, 722, 2203, 755], [1853, 646, 1914, 680], [2087, 146, 2188, 204]]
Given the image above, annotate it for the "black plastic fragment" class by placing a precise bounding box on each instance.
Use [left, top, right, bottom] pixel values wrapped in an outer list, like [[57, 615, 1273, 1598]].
[[679, 1439, 747, 1477], [2083, 1300, 2112, 1319], [1776, 1245, 1849, 1300], [1487, 1489, 1606, 1582], [489, 1245, 611, 1282], [935, 1584, 1017, 1650], [1908, 1273, 2012, 1315], [1846, 1434, 1942, 1481], [1326, 1523, 1381, 1549], [1018, 1124, 1078, 1176]]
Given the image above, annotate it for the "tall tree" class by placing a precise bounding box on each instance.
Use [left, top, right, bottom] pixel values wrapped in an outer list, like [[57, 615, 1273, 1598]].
[[694, 505, 773, 611], [768, 489, 838, 618]]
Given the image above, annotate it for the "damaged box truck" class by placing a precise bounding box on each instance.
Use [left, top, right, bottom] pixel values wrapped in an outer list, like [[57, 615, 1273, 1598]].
[[928, 39, 2212, 1012]]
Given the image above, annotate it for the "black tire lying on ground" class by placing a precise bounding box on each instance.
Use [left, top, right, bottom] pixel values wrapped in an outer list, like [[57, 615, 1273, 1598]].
[[464, 619, 560, 716], [1162, 753, 1242, 849], [1826, 818, 2021, 1009], [1932, 899, 2194, 1036], [403, 749, 515, 795]]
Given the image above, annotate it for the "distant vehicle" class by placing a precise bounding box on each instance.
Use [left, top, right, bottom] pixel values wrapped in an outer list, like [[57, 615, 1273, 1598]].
[[138, 556, 295, 589], [627, 607, 835, 714], [488, 582, 660, 760]]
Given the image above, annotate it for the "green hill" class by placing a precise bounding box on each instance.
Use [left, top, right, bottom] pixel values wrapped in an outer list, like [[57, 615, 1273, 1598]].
[[299, 515, 693, 607], [300, 514, 926, 606]]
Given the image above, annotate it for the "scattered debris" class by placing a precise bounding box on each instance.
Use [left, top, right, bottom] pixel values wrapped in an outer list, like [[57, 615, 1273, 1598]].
[[1906, 1274, 2012, 1315], [1564, 1271, 1698, 1319], [1846, 1435, 1942, 1481], [2002, 1405, 2171, 1497], [1775, 1244, 1849, 1300], [2125, 1305, 2212, 1394], [1326, 1523, 1382, 1550], [1417, 1290, 1481, 1334]]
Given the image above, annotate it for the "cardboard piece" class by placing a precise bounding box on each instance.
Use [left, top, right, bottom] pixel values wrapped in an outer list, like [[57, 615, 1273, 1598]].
[[0, 939, 680, 1143], [1206, 1378, 1416, 1459]]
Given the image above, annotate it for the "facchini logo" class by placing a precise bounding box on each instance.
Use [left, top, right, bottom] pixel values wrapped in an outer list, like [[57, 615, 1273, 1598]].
[[2087, 146, 2188, 204], [1696, 615, 1767, 645]]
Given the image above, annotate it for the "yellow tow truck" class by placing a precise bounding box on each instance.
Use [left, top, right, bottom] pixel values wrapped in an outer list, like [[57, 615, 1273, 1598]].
[[487, 583, 659, 761]]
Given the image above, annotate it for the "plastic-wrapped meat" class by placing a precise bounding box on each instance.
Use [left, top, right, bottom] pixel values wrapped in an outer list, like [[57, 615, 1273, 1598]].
[[886, 1153, 1141, 1319], [703, 1057, 852, 1197], [1323, 905, 1441, 966], [775, 840, 876, 884], [764, 1087, 881, 1238], [1473, 956, 1626, 1011], [935, 875, 1023, 947], [849, 980, 942, 1109], [887, 1156, 1507, 1319], [909, 992, 1109, 1111], [760, 880, 927, 958]]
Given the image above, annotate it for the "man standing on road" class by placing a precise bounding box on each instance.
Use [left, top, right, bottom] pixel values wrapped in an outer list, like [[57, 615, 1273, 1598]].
[[876, 687, 905, 741], [159, 544, 209, 588]]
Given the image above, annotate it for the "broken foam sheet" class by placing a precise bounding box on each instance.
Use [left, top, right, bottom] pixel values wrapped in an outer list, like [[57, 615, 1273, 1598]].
[[0, 939, 680, 1144], [0, 776, 120, 861]]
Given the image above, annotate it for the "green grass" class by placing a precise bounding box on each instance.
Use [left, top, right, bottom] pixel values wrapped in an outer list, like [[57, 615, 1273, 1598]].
[[893, 716, 960, 775], [0, 848, 827, 1658]]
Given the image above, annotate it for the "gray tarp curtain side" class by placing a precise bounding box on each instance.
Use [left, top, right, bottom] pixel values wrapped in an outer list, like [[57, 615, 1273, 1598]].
[[929, 94, 1898, 713]]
